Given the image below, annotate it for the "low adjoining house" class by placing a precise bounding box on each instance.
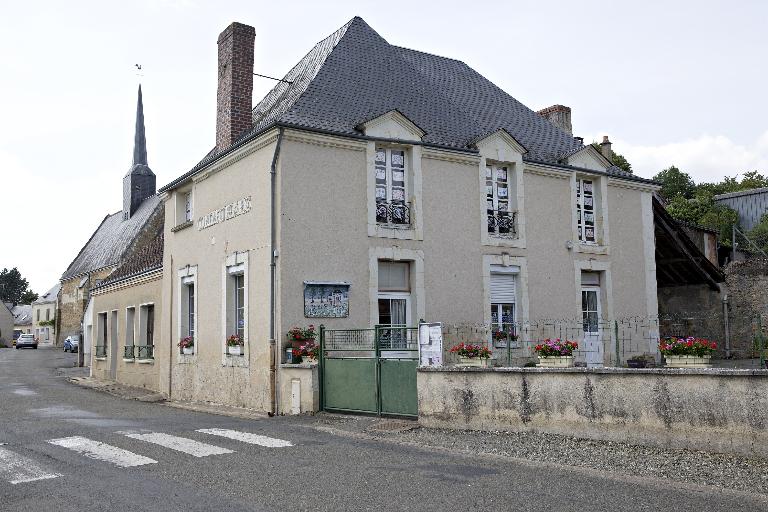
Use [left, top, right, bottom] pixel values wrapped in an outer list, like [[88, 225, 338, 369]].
[[58, 86, 162, 346], [90, 214, 163, 389], [32, 284, 59, 345], [137, 17, 662, 414]]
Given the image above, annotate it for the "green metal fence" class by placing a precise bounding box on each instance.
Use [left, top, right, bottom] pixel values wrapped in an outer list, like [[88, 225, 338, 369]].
[[320, 325, 418, 417]]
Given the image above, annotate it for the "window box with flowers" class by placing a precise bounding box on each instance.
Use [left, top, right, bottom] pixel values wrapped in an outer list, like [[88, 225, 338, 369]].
[[287, 325, 317, 349], [659, 337, 716, 368], [534, 339, 578, 367], [178, 336, 194, 355], [450, 343, 492, 367], [226, 334, 244, 356], [290, 341, 319, 365]]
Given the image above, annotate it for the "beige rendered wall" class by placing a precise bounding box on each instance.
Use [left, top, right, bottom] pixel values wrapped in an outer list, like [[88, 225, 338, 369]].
[[90, 275, 162, 391], [32, 303, 56, 343], [418, 367, 768, 458], [160, 135, 276, 410], [276, 133, 657, 337]]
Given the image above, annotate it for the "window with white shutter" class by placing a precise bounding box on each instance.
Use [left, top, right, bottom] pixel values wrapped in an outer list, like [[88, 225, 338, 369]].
[[490, 267, 517, 343]]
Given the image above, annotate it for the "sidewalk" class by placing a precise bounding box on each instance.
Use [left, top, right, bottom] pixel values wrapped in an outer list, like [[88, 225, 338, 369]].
[[65, 372, 166, 403]]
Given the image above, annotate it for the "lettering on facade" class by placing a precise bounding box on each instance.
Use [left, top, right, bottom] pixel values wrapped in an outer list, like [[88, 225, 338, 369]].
[[197, 197, 252, 231]]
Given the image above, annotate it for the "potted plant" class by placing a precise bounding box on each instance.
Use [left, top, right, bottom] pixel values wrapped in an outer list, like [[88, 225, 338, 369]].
[[492, 329, 519, 348], [291, 348, 303, 364], [178, 336, 194, 355], [534, 338, 578, 367], [627, 354, 655, 368], [301, 342, 319, 364], [450, 342, 492, 367], [226, 334, 244, 356], [659, 337, 716, 368], [288, 325, 317, 349]]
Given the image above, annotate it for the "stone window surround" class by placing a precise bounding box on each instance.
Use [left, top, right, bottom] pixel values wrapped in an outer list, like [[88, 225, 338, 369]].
[[221, 251, 249, 368], [176, 265, 197, 364], [570, 173, 610, 255], [479, 158, 526, 248], [137, 302, 155, 364], [172, 185, 194, 231], [572, 259, 614, 328], [366, 142, 424, 241], [122, 306, 136, 362], [482, 254, 529, 338], [95, 311, 108, 361], [368, 247, 425, 327]]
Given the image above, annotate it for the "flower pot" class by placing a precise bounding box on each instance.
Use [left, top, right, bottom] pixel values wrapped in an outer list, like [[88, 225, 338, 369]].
[[537, 355, 574, 368], [664, 355, 712, 368], [627, 359, 647, 368], [458, 356, 488, 367], [228, 345, 243, 356], [182, 347, 194, 355], [304, 356, 317, 365]]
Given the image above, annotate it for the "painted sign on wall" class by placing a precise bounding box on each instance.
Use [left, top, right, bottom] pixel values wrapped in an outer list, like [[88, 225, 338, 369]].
[[304, 282, 350, 318], [197, 197, 252, 231]]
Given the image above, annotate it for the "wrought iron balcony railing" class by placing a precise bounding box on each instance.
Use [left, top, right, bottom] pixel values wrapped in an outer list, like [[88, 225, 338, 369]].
[[487, 210, 518, 238], [137, 345, 154, 360], [95, 345, 107, 357], [376, 200, 411, 226], [123, 346, 135, 359]]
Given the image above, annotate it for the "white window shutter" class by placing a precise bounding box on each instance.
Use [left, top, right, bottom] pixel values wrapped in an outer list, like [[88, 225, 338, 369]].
[[490, 273, 516, 303]]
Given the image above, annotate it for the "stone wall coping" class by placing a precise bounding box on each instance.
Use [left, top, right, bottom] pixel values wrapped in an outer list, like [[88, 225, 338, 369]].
[[280, 363, 317, 369], [418, 366, 768, 376]]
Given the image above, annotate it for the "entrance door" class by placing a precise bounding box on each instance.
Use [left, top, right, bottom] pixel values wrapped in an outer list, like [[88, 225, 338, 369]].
[[581, 287, 602, 367], [378, 294, 410, 349]]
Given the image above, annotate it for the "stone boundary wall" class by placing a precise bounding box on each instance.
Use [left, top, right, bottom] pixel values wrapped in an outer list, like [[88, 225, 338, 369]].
[[418, 367, 768, 457]]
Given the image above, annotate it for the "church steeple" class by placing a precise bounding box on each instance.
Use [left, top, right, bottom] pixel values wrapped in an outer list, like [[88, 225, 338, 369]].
[[123, 85, 156, 220]]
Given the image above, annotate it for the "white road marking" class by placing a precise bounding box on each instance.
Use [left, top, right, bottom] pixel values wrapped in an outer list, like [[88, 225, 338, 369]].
[[12, 388, 37, 396], [120, 432, 233, 457], [197, 428, 293, 448], [0, 446, 60, 484], [47, 436, 157, 467]]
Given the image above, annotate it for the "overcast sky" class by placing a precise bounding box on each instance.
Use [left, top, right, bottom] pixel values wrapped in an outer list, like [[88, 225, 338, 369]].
[[1, 0, 767, 293]]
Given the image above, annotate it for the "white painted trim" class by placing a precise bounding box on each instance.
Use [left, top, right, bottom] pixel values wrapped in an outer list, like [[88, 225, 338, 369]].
[[422, 147, 480, 165], [482, 255, 529, 336], [368, 247, 425, 327], [573, 260, 614, 365], [359, 110, 425, 141], [176, 265, 197, 361], [366, 142, 424, 241], [221, 251, 249, 367], [570, 173, 611, 255]]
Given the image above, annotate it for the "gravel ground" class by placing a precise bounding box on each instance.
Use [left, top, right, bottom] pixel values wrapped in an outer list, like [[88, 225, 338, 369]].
[[376, 426, 768, 495]]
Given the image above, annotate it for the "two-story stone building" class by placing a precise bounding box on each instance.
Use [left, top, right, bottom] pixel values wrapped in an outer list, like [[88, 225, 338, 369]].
[[142, 17, 660, 414]]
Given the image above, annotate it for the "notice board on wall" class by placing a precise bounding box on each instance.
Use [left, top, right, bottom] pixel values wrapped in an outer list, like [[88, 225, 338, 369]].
[[418, 322, 443, 367], [303, 282, 350, 318]]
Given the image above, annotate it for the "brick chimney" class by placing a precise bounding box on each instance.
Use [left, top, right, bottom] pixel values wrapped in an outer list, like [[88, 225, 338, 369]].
[[537, 104, 572, 135], [600, 135, 614, 160], [216, 22, 255, 151]]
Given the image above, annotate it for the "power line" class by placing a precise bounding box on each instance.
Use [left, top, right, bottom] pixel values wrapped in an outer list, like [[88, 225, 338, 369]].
[[253, 72, 292, 85]]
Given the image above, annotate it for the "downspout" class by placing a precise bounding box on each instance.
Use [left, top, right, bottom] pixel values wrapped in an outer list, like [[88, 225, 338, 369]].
[[269, 127, 285, 416], [168, 254, 174, 397]]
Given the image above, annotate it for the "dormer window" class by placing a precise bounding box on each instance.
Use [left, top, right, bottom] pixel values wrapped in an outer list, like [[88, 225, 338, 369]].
[[184, 193, 192, 222], [486, 164, 517, 238], [374, 147, 410, 226]]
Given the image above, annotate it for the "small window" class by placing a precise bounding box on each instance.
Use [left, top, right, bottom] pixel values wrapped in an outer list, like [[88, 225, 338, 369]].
[[576, 178, 597, 244], [125, 307, 135, 348], [184, 193, 192, 222], [374, 148, 409, 225], [36, 309, 40, 321], [225, 263, 246, 354], [138, 304, 155, 359], [490, 269, 517, 344], [46, 309, 50, 321]]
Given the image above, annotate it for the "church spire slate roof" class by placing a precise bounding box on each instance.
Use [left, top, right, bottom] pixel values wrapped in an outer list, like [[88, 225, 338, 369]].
[[132, 84, 148, 166], [123, 84, 156, 220]]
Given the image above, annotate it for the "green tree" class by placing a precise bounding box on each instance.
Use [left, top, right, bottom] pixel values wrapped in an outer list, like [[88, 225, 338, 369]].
[[747, 213, 768, 254], [653, 166, 696, 200], [665, 191, 739, 247], [0, 268, 35, 306], [739, 170, 768, 190]]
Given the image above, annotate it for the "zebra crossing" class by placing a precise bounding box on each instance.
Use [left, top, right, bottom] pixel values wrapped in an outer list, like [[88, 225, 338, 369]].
[[0, 428, 293, 485]]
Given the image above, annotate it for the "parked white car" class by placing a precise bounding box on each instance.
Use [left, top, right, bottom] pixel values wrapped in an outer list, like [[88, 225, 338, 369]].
[[15, 333, 38, 349]]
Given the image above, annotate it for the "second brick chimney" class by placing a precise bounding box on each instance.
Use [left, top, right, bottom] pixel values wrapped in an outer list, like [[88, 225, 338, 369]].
[[216, 22, 255, 151], [537, 104, 572, 135]]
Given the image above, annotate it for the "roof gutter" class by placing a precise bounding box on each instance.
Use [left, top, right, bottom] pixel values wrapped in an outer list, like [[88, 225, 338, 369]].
[[269, 127, 285, 417]]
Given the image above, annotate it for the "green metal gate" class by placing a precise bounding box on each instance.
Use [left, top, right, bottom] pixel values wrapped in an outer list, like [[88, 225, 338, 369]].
[[319, 325, 418, 417]]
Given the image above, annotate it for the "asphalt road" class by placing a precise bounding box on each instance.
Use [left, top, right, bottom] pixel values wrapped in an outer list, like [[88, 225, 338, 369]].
[[0, 346, 765, 512]]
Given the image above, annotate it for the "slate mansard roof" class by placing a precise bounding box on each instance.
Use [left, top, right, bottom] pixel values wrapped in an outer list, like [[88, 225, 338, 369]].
[[61, 195, 162, 281], [162, 17, 644, 192]]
